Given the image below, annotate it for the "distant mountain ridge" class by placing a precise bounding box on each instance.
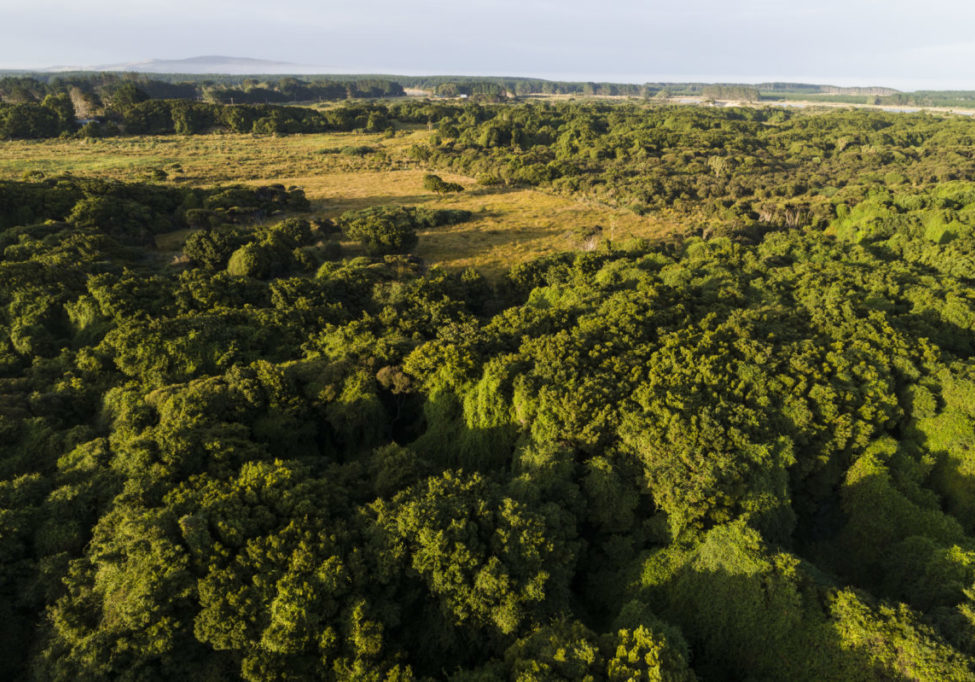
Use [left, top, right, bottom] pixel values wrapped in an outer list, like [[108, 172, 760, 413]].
[[42, 56, 329, 75]]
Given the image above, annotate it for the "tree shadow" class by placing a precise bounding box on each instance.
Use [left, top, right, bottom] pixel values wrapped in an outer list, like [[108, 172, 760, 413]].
[[316, 194, 441, 215], [639, 557, 943, 681], [420, 224, 558, 245], [407, 389, 521, 473]]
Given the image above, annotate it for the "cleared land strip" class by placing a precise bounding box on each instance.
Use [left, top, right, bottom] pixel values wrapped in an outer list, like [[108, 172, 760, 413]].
[[0, 131, 676, 276]]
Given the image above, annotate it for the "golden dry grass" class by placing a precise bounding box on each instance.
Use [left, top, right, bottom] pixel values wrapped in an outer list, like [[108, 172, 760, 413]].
[[273, 168, 678, 276], [0, 129, 677, 277], [0, 129, 428, 183]]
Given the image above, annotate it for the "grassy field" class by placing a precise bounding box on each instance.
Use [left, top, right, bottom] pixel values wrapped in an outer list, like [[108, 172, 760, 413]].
[[0, 130, 677, 277]]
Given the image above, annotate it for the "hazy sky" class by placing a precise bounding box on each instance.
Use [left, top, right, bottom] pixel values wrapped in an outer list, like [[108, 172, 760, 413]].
[[3, 0, 974, 90]]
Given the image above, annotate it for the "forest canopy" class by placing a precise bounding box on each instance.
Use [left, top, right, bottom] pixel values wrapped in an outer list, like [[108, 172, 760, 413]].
[[2, 99, 975, 679]]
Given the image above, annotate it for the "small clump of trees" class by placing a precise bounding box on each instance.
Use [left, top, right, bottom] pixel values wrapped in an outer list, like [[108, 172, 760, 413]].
[[422, 173, 464, 194], [338, 205, 473, 255]]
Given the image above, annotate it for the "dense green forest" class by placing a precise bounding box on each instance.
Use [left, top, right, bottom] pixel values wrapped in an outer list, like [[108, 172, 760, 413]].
[[0, 74, 405, 108], [3, 100, 975, 679], [411, 102, 975, 229], [0, 95, 402, 139]]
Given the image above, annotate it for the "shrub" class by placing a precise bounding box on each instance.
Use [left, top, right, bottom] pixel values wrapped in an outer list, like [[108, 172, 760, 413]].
[[423, 173, 464, 194], [227, 242, 271, 278], [271, 217, 313, 246], [339, 206, 418, 255], [184, 229, 238, 269]]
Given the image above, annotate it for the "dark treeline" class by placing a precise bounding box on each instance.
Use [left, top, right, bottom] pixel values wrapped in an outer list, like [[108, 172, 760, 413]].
[[0, 93, 480, 140], [701, 85, 759, 101], [0, 72, 664, 112], [116, 99, 395, 136], [763, 91, 975, 108], [2, 167, 975, 678], [432, 81, 509, 101], [0, 74, 406, 105], [0, 74, 406, 135], [0, 74, 199, 106], [202, 78, 404, 104], [412, 76, 652, 97], [0, 84, 514, 140], [0, 91, 496, 140], [876, 90, 975, 108], [0, 97, 400, 139], [7, 71, 890, 104], [16, 70, 975, 108], [0, 72, 657, 99]]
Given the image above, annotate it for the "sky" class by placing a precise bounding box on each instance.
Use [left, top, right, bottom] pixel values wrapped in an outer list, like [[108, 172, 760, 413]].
[[2, 0, 975, 90]]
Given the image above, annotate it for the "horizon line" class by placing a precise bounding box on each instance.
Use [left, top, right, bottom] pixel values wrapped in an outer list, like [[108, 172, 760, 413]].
[[0, 62, 971, 93]]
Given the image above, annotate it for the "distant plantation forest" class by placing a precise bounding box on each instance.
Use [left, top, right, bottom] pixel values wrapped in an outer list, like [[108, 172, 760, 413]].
[[7, 70, 975, 111]]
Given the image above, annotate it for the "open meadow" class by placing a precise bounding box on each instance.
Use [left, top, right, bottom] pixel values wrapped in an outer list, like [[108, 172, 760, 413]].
[[0, 129, 676, 276]]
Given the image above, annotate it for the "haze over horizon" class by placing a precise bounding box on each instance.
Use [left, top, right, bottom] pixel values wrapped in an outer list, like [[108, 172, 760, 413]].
[[3, 0, 975, 92]]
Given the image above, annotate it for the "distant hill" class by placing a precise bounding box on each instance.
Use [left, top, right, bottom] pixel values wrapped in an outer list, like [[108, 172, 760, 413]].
[[42, 56, 330, 75]]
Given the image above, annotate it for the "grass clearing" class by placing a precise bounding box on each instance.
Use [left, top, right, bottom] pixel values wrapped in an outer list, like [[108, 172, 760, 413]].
[[270, 168, 677, 276], [0, 129, 677, 277]]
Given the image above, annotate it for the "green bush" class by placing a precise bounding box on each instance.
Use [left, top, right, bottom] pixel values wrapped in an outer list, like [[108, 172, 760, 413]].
[[339, 206, 418, 255], [423, 173, 464, 194], [183, 229, 239, 269]]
